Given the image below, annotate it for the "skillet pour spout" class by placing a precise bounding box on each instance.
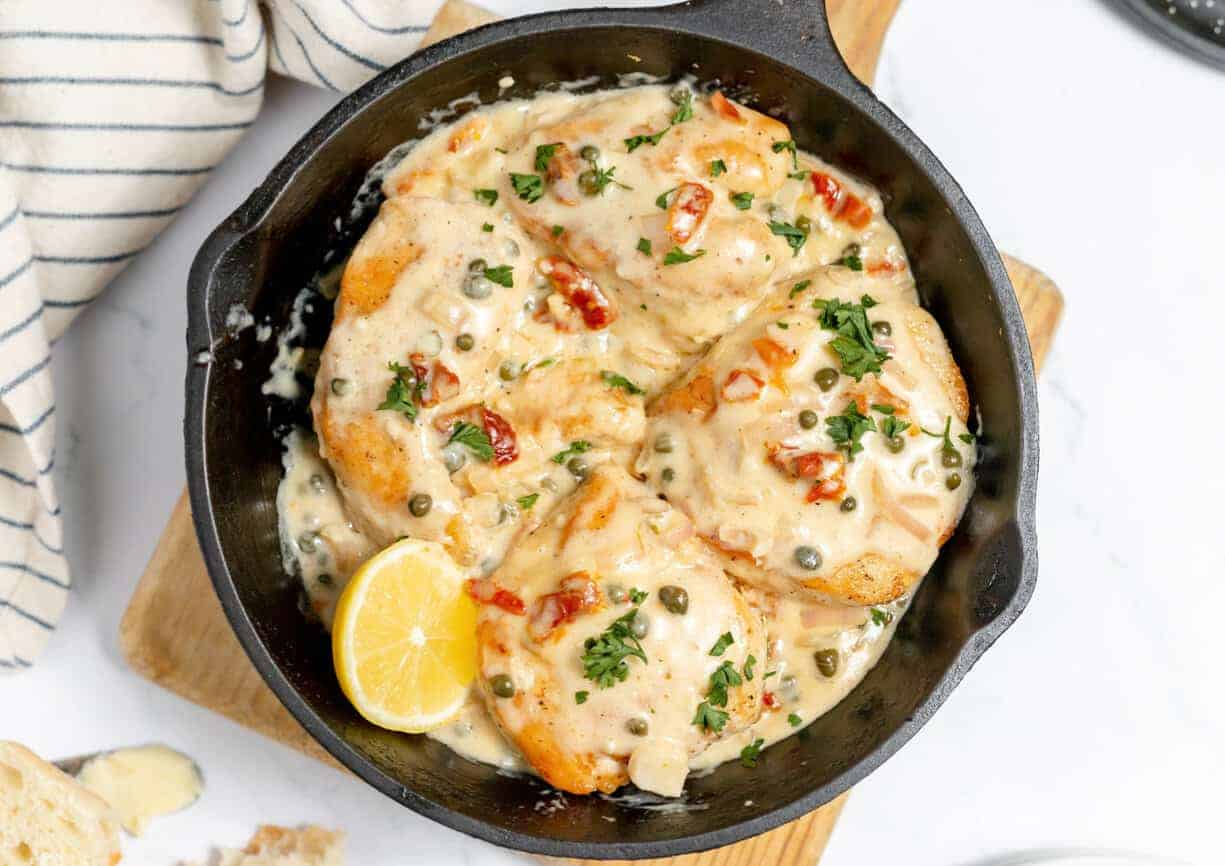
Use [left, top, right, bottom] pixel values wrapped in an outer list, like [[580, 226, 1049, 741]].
[[185, 0, 1039, 858]]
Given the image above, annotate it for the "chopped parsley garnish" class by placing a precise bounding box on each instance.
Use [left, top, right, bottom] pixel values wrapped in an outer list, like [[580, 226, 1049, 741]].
[[551, 440, 592, 464], [473, 188, 498, 206], [708, 661, 741, 705], [655, 187, 676, 209], [534, 142, 563, 172], [710, 159, 727, 177], [516, 493, 540, 510], [587, 163, 629, 195], [581, 608, 648, 688], [789, 279, 812, 299], [922, 416, 958, 456], [377, 361, 424, 421], [448, 421, 494, 462], [600, 370, 645, 395], [763, 670, 778, 679], [788, 169, 810, 180], [483, 264, 513, 287], [880, 415, 911, 440], [772, 139, 799, 169], [636, 237, 652, 256], [960, 432, 976, 444], [776, 321, 790, 330], [663, 246, 706, 265], [788, 712, 803, 727], [740, 738, 766, 768], [709, 632, 735, 657], [625, 128, 669, 152], [812, 295, 891, 380], [693, 701, 730, 733], [481, 222, 494, 232], [575, 690, 589, 704], [495, 146, 508, 154], [871, 403, 895, 414], [870, 607, 892, 626], [730, 191, 754, 210], [670, 89, 694, 124], [509, 172, 543, 203], [840, 252, 864, 271], [768, 220, 809, 256], [551, 224, 565, 237], [743, 653, 757, 681], [826, 401, 876, 461], [629, 587, 648, 605]]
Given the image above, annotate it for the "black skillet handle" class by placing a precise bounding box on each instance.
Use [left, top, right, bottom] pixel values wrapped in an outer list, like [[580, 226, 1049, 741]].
[[652, 0, 861, 91]]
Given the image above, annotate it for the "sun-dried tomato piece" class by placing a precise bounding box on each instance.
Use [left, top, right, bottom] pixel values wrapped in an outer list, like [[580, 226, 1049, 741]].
[[540, 256, 617, 330], [465, 578, 526, 615], [811, 171, 873, 229], [480, 407, 518, 466], [710, 90, 743, 122], [721, 369, 765, 402], [528, 572, 602, 641], [666, 182, 713, 244]]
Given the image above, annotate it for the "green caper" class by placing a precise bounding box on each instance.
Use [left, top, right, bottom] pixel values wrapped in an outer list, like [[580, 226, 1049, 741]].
[[408, 493, 433, 517], [580, 144, 600, 162], [653, 432, 674, 453], [298, 532, 319, 554], [814, 649, 839, 678], [630, 611, 650, 639], [309, 474, 326, 493], [499, 360, 520, 381], [627, 717, 649, 736], [840, 496, 857, 513], [799, 409, 819, 429], [796, 215, 813, 234], [794, 545, 822, 571], [779, 674, 798, 693], [605, 583, 629, 604], [489, 674, 515, 698], [442, 444, 467, 473], [462, 274, 493, 299], [842, 242, 862, 258], [567, 457, 589, 480], [946, 473, 962, 491], [330, 377, 350, 396], [871, 320, 892, 337], [467, 257, 488, 274], [659, 585, 689, 615], [942, 449, 963, 468], [887, 436, 905, 453], [455, 333, 475, 352], [317, 573, 333, 586], [661, 467, 676, 483], [814, 367, 839, 391], [669, 86, 689, 105], [578, 170, 601, 197]]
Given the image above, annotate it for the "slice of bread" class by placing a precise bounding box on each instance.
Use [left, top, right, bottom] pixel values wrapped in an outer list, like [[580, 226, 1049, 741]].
[[194, 826, 343, 866], [0, 741, 122, 866]]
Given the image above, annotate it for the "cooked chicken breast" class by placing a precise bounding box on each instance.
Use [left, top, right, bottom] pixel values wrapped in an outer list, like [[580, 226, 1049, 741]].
[[638, 267, 974, 605], [474, 466, 766, 796]]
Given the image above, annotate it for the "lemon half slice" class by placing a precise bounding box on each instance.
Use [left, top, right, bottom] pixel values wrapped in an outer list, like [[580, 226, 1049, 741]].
[[332, 538, 478, 733]]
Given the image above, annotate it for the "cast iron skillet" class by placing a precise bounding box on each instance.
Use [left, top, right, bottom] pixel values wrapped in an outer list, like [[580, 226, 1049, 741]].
[[185, 0, 1039, 858]]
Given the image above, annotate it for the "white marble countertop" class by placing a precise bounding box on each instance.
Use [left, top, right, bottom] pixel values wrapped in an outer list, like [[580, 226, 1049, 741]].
[[6, 1, 1224, 864]]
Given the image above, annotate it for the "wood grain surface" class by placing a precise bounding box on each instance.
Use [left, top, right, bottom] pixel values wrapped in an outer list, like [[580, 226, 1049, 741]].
[[120, 2, 1063, 864]]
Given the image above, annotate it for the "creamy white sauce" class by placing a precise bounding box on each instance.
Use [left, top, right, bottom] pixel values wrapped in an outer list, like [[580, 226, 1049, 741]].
[[271, 83, 971, 796]]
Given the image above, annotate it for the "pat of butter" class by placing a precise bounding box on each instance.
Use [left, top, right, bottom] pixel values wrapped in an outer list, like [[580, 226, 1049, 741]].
[[77, 744, 202, 835]]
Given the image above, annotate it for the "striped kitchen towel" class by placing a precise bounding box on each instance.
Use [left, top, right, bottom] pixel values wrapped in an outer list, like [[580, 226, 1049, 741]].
[[0, 0, 466, 671]]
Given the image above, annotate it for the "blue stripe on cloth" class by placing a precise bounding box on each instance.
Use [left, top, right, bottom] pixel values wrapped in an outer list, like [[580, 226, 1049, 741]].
[[338, 0, 428, 34], [0, 355, 51, 397], [43, 298, 95, 309], [2, 161, 216, 176], [0, 207, 18, 232], [0, 306, 42, 343], [0, 599, 57, 630], [0, 76, 263, 97], [0, 405, 54, 437], [35, 247, 146, 265], [0, 469, 35, 488], [226, 25, 265, 62], [0, 119, 255, 132], [268, 20, 290, 73], [221, 0, 252, 28], [0, 561, 67, 589], [269, 5, 337, 89], [23, 206, 183, 220], [0, 30, 224, 45], [0, 516, 63, 555], [0, 259, 32, 290], [288, 0, 384, 71]]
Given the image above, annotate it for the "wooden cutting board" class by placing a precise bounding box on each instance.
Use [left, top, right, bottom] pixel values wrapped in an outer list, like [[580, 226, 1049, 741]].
[[120, 2, 1064, 863]]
